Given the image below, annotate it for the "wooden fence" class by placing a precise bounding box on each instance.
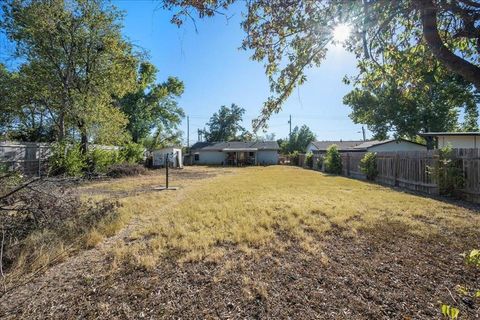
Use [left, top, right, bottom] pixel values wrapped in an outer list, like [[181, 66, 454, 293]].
[[293, 149, 480, 203]]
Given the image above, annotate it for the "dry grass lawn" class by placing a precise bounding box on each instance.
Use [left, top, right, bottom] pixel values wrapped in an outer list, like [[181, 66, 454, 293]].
[[111, 166, 480, 267], [2, 165, 479, 319]]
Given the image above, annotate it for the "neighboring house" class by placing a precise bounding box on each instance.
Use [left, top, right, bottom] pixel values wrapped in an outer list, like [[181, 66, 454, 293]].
[[306, 140, 364, 154], [306, 139, 426, 154], [152, 147, 183, 168], [419, 132, 480, 150], [352, 139, 427, 152], [188, 141, 279, 165]]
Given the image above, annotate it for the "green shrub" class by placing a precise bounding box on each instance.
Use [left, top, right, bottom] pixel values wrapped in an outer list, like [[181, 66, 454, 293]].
[[305, 152, 314, 168], [289, 151, 300, 166], [49, 142, 86, 177], [324, 144, 342, 174], [120, 143, 144, 164], [359, 152, 378, 181], [428, 144, 464, 196], [86, 148, 123, 175], [316, 156, 324, 170]]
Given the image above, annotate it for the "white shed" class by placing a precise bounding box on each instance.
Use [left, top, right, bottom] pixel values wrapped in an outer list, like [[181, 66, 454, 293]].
[[419, 132, 480, 149], [152, 147, 183, 168]]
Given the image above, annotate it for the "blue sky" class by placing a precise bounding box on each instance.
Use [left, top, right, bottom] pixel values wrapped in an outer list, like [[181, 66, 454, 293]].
[[113, 0, 368, 143], [0, 1, 369, 143]]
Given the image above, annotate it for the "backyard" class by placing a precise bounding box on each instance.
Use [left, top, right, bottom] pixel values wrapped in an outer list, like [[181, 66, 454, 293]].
[[0, 166, 479, 319]]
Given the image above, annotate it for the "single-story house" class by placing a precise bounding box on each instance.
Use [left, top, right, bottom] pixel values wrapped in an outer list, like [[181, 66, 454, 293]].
[[419, 132, 480, 150], [188, 141, 279, 166], [152, 147, 183, 168], [306, 139, 426, 154], [306, 140, 364, 154]]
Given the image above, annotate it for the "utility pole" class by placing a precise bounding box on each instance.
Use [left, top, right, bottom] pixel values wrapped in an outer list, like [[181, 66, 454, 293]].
[[187, 116, 190, 149], [362, 126, 366, 141], [288, 115, 292, 141], [197, 129, 201, 142]]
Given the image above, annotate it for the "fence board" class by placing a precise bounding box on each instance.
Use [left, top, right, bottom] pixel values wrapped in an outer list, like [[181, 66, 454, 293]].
[[295, 148, 480, 203]]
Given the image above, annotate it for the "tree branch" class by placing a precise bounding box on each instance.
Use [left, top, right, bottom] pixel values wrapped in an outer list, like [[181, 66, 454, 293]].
[[418, 0, 480, 90]]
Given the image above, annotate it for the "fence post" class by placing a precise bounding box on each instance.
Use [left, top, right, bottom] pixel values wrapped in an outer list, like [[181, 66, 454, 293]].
[[38, 145, 41, 177], [346, 153, 350, 176], [394, 153, 399, 186]]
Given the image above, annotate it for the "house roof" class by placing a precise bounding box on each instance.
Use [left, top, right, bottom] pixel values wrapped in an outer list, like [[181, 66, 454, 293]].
[[190, 141, 279, 151], [309, 139, 425, 152], [352, 139, 425, 149], [308, 140, 364, 151], [419, 132, 480, 137]]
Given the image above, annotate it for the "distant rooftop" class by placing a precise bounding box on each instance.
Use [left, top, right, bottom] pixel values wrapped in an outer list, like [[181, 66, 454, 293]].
[[309, 140, 364, 151], [190, 141, 279, 151], [310, 139, 425, 152], [419, 132, 480, 137]]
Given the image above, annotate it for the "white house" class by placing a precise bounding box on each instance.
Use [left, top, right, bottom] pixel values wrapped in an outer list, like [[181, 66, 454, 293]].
[[306, 139, 426, 154], [152, 147, 183, 168], [306, 140, 364, 154], [419, 132, 480, 149], [188, 141, 279, 165]]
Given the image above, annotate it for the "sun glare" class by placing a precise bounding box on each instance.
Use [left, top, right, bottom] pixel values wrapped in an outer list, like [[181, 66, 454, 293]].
[[333, 24, 351, 43]]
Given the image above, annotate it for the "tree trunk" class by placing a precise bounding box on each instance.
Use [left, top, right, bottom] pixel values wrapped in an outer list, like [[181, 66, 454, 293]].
[[78, 121, 88, 154], [418, 0, 480, 90], [57, 111, 65, 142]]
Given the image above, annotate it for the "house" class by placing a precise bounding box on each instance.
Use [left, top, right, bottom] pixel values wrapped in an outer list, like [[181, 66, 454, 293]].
[[419, 132, 480, 150], [306, 139, 426, 154], [352, 139, 427, 152], [306, 140, 364, 154], [188, 141, 279, 165], [152, 147, 183, 168]]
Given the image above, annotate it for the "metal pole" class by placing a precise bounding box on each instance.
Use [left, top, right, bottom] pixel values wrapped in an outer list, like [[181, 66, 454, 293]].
[[166, 153, 169, 189], [187, 117, 189, 147], [288, 115, 292, 141]]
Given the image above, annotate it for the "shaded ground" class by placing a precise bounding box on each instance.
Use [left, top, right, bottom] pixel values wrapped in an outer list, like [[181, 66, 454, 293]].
[[1, 166, 479, 319], [1, 223, 478, 319]]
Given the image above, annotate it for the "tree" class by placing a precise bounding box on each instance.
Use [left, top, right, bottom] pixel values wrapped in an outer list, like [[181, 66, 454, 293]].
[[1, 0, 138, 151], [119, 62, 185, 143], [1, 63, 59, 142], [162, 0, 480, 128], [280, 125, 316, 154], [202, 104, 246, 141], [343, 44, 478, 139], [463, 100, 479, 131]]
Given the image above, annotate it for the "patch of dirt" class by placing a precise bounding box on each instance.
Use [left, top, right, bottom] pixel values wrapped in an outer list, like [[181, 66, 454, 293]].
[[78, 167, 236, 198], [1, 222, 479, 319]]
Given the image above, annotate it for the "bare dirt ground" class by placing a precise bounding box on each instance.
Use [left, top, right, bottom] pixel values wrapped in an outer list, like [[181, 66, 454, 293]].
[[0, 166, 479, 319]]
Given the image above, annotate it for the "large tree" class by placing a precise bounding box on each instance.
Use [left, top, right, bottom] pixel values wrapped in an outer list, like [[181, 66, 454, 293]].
[[202, 104, 247, 142], [162, 0, 480, 129], [343, 43, 478, 139], [280, 125, 316, 154], [1, 0, 137, 151], [119, 61, 185, 143]]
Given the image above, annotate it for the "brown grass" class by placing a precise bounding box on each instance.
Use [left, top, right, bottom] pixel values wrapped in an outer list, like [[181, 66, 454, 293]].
[[108, 166, 480, 268]]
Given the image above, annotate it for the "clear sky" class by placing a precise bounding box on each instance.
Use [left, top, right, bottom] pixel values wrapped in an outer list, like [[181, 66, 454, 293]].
[[113, 0, 369, 144]]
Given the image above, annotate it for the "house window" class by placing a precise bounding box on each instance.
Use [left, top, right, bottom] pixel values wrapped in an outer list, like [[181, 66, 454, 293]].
[[249, 152, 255, 157], [194, 154, 199, 161]]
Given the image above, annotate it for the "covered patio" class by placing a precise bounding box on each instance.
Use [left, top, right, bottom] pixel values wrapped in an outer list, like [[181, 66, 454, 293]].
[[223, 147, 257, 166]]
